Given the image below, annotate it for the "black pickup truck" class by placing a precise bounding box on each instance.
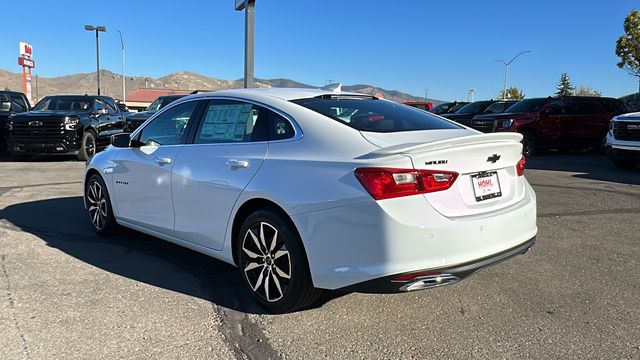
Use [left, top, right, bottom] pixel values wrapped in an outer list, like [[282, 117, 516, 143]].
[[1, 91, 31, 152], [7, 95, 124, 160]]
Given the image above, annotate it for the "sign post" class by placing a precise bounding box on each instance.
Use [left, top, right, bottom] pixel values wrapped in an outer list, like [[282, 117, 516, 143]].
[[18, 42, 35, 104]]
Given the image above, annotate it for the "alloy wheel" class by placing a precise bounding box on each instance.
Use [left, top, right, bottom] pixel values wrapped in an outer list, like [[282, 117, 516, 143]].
[[241, 221, 292, 302], [87, 181, 108, 231]]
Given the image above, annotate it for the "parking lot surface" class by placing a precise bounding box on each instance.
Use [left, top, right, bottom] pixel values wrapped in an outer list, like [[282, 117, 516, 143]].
[[0, 154, 639, 359]]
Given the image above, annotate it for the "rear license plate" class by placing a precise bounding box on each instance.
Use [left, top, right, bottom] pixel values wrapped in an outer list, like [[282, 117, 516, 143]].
[[471, 171, 502, 201]]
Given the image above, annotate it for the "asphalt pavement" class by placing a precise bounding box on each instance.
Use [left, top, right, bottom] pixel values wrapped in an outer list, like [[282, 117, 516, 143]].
[[0, 153, 638, 359]]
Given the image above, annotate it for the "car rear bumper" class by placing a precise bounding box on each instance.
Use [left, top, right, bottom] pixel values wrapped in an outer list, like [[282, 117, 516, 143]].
[[292, 181, 538, 290], [340, 235, 535, 293]]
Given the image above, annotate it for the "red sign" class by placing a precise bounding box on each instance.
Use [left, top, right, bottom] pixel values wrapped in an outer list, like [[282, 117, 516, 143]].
[[18, 57, 35, 68], [19, 42, 33, 57]]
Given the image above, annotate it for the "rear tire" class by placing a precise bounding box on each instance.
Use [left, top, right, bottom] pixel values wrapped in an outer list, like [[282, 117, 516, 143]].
[[85, 174, 118, 235], [236, 209, 322, 313], [78, 131, 97, 161], [613, 159, 638, 170], [521, 130, 536, 157]]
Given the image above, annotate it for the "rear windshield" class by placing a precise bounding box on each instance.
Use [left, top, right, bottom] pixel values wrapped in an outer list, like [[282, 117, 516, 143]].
[[291, 97, 461, 133], [507, 98, 549, 113]]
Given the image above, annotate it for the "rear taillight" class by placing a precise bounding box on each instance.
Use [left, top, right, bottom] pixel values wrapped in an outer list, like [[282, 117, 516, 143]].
[[354, 168, 458, 200], [516, 155, 526, 176]]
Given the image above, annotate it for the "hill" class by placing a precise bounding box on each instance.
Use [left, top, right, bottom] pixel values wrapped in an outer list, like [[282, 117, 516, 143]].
[[0, 69, 441, 104]]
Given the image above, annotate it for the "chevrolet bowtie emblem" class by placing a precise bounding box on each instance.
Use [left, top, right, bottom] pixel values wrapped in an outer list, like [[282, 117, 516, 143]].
[[486, 154, 501, 163]]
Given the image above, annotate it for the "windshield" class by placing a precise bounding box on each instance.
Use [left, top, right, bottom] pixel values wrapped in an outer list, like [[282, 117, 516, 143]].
[[483, 101, 516, 114], [455, 101, 492, 114], [146, 98, 163, 112], [506, 98, 549, 113], [431, 102, 452, 114], [291, 97, 461, 133], [33, 96, 93, 112]]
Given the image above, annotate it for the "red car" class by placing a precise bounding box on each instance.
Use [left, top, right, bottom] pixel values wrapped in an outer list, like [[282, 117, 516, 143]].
[[470, 96, 627, 156], [403, 101, 433, 111]]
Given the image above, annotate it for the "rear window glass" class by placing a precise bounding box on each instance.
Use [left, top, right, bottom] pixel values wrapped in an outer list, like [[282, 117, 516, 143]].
[[291, 97, 461, 133]]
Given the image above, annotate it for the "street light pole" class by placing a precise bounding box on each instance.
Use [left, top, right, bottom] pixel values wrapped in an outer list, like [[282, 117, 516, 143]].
[[84, 25, 107, 95], [495, 50, 530, 100], [117, 29, 126, 102], [236, 0, 256, 88]]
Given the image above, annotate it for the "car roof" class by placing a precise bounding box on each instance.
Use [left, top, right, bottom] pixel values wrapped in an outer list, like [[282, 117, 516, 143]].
[[184, 87, 370, 101]]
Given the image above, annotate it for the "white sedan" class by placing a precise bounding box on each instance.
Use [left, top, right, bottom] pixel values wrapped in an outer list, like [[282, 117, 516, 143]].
[[84, 88, 537, 313]]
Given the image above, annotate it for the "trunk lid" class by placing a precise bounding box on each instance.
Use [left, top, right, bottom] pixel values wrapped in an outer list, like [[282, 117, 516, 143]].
[[361, 130, 526, 218]]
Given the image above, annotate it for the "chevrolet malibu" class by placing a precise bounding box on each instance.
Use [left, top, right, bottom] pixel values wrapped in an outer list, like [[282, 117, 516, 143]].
[[84, 88, 537, 313]]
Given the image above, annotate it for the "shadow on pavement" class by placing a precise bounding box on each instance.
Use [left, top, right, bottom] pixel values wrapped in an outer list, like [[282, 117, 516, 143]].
[[0, 196, 342, 314], [526, 152, 640, 185]]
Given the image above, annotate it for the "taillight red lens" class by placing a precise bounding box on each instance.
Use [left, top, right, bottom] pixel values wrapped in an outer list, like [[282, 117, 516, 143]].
[[516, 155, 526, 176], [354, 168, 458, 200]]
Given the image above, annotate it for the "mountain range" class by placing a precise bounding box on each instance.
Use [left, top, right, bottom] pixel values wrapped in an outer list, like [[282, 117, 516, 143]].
[[0, 69, 442, 105]]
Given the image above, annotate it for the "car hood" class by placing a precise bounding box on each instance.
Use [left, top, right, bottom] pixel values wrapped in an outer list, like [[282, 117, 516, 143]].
[[126, 111, 155, 121], [11, 110, 89, 119]]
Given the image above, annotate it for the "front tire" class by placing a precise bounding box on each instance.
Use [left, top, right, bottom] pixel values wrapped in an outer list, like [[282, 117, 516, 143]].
[[78, 131, 97, 161], [237, 209, 322, 313], [85, 174, 118, 235]]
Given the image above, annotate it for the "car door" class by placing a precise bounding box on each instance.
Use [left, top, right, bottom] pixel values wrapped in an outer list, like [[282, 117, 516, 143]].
[[170, 99, 276, 251], [111, 99, 202, 233], [537, 100, 566, 143]]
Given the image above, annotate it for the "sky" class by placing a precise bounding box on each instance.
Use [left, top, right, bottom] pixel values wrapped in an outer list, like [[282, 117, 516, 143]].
[[1, 0, 638, 101]]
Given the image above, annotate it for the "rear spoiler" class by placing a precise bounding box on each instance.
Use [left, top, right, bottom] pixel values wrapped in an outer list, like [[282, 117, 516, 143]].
[[370, 133, 523, 155]]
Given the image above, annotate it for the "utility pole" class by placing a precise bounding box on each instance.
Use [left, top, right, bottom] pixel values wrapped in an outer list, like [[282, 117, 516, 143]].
[[468, 88, 476, 102], [84, 25, 107, 95], [424, 88, 429, 102], [236, 0, 256, 88], [117, 29, 126, 102]]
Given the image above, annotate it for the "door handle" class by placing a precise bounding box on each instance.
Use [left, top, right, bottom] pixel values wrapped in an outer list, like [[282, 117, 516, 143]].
[[226, 159, 249, 170], [157, 157, 172, 166]]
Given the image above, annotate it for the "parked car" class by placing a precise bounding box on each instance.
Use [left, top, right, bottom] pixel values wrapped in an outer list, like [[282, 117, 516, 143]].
[[84, 88, 537, 313], [431, 101, 468, 115], [441, 100, 500, 126], [124, 94, 186, 132], [605, 111, 640, 169], [7, 94, 124, 160], [470, 96, 627, 156], [402, 101, 433, 111], [0, 91, 31, 152]]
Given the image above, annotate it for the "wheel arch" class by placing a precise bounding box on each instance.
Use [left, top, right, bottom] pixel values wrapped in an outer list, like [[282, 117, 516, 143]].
[[230, 198, 306, 267]]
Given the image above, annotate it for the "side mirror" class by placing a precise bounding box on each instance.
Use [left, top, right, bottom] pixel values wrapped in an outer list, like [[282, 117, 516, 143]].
[[97, 108, 108, 116], [1, 101, 11, 112], [111, 133, 131, 148]]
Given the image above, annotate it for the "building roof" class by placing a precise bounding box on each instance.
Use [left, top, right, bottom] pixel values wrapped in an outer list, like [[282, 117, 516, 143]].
[[126, 88, 192, 103]]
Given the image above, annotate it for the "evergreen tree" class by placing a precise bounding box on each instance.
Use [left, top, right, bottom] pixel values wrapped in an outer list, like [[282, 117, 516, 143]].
[[555, 73, 575, 96]]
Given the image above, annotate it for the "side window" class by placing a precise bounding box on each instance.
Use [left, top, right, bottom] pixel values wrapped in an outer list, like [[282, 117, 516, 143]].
[[9, 95, 28, 111], [104, 98, 119, 115], [94, 99, 106, 114], [194, 100, 269, 143], [548, 100, 565, 115], [269, 110, 295, 141], [138, 101, 199, 146]]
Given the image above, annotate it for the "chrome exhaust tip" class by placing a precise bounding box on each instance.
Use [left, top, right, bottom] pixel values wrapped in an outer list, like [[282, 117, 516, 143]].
[[398, 273, 460, 292]]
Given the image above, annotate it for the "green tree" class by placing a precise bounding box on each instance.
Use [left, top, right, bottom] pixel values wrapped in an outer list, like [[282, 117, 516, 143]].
[[555, 73, 575, 96], [497, 86, 525, 100], [615, 9, 640, 93], [574, 85, 602, 97]]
